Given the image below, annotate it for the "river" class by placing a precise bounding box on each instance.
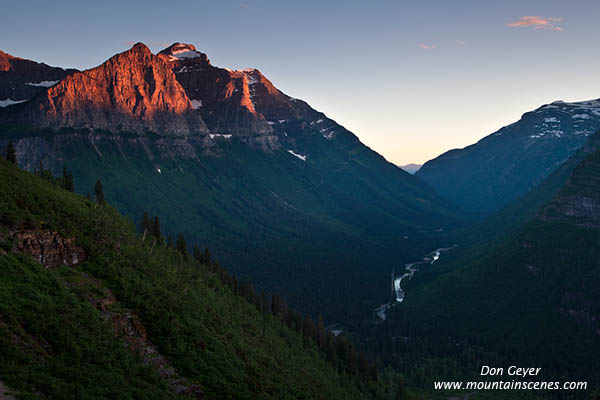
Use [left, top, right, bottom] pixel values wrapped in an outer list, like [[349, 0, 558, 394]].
[[375, 245, 456, 320]]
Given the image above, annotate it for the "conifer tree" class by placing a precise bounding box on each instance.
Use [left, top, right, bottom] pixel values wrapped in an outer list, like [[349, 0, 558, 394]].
[[193, 244, 202, 262], [271, 294, 282, 318], [201, 247, 211, 265], [176, 233, 187, 256], [63, 168, 74, 192], [6, 141, 17, 165], [153, 216, 162, 242], [317, 315, 327, 348], [166, 234, 174, 248], [302, 316, 316, 344], [94, 179, 105, 205], [141, 212, 152, 238]]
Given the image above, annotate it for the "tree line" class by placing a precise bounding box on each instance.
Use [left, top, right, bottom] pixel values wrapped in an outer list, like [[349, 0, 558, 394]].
[[137, 211, 379, 382], [1, 145, 380, 385]]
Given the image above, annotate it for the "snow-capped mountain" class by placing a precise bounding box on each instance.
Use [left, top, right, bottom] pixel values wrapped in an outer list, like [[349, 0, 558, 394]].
[[1, 43, 206, 134], [417, 98, 600, 215]]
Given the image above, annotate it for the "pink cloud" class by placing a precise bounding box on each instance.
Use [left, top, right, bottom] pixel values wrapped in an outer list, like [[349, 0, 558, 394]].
[[507, 16, 563, 31], [418, 43, 437, 49]]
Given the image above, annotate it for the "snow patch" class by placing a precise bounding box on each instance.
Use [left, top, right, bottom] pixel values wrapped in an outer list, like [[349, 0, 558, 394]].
[[544, 117, 559, 123], [170, 48, 204, 60], [572, 114, 590, 119], [190, 99, 202, 109], [25, 80, 58, 87], [176, 66, 203, 73], [287, 150, 307, 161], [0, 98, 27, 107], [209, 134, 233, 139], [157, 168, 162, 174]]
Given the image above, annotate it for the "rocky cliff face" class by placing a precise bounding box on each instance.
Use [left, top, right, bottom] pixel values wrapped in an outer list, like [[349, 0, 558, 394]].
[[85, 278, 203, 397], [3, 43, 207, 135], [9, 230, 86, 268], [158, 43, 328, 149], [160, 43, 273, 136], [539, 132, 600, 228], [0, 42, 344, 154], [0, 50, 76, 106]]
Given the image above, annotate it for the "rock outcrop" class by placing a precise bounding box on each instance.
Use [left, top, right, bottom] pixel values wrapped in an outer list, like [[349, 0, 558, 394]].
[[539, 132, 600, 228], [11, 230, 86, 268], [86, 279, 204, 397]]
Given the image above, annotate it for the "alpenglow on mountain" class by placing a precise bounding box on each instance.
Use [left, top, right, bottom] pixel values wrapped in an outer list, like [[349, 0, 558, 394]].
[[0, 42, 464, 321], [417, 99, 600, 215], [0, 49, 76, 107]]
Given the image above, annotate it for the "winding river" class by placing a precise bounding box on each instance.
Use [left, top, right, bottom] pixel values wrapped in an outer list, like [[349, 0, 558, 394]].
[[375, 245, 456, 320]]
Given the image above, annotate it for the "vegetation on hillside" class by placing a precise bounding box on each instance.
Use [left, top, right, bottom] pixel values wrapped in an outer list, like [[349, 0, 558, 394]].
[[0, 157, 405, 399]]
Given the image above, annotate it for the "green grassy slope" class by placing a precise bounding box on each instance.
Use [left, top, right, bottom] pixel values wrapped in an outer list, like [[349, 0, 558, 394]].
[[0, 158, 393, 399], [0, 124, 464, 322]]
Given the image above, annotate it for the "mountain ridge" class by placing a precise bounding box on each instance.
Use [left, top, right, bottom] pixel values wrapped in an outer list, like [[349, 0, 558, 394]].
[[417, 98, 600, 215], [0, 49, 76, 107], [1, 43, 207, 135]]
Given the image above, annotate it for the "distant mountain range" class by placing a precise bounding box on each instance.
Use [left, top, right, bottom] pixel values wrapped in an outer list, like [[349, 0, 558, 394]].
[[417, 99, 600, 215], [0, 43, 463, 321], [398, 163, 421, 174]]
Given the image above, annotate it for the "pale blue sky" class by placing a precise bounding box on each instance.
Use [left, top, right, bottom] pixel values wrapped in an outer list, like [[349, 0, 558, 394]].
[[2, 0, 599, 164]]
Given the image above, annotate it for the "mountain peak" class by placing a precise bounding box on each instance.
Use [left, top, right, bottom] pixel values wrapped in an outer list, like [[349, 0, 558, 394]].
[[0, 49, 21, 71], [128, 42, 152, 54], [2, 43, 207, 134], [159, 43, 209, 63]]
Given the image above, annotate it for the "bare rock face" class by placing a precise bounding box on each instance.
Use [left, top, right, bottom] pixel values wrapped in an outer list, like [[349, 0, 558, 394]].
[[539, 133, 600, 228], [6, 43, 207, 135], [12, 230, 86, 268], [159, 43, 273, 136], [0, 50, 76, 105], [0, 42, 340, 156], [158, 42, 338, 151]]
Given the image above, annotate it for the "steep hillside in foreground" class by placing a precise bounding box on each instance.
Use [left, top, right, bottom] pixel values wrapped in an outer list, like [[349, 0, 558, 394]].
[[0, 43, 464, 321], [371, 132, 600, 398], [417, 99, 600, 216], [0, 158, 393, 399]]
